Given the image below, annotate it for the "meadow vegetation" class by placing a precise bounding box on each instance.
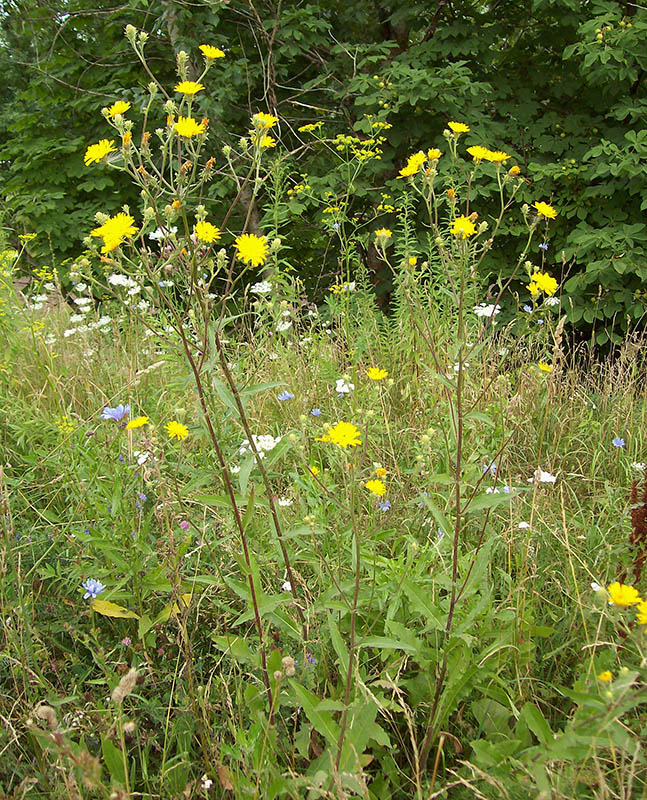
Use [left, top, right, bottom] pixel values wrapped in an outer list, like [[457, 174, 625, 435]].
[[1, 21, 647, 800]]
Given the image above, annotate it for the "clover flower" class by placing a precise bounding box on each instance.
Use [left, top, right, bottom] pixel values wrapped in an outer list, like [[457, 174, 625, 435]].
[[82, 578, 106, 600]]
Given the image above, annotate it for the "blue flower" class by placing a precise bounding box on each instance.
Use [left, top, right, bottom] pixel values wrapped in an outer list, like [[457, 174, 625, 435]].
[[82, 578, 106, 600], [101, 404, 130, 422], [483, 461, 497, 476], [332, 222, 340, 230], [277, 391, 294, 401], [612, 437, 625, 448], [311, 408, 322, 417], [537, 319, 544, 325], [539, 242, 549, 251], [522, 304, 532, 313], [379, 499, 391, 512]]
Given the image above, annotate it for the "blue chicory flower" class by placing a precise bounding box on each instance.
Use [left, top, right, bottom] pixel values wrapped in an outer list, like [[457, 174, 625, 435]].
[[82, 578, 106, 600], [612, 437, 626, 448], [101, 404, 130, 422], [311, 408, 322, 417], [522, 304, 532, 313], [483, 461, 497, 477], [379, 499, 391, 512], [539, 242, 549, 251], [277, 391, 295, 401]]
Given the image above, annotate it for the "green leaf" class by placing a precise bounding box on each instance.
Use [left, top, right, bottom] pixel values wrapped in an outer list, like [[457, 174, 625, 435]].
[[521, 702, 553, 746], [290, 680, 341, 747], [101, 735, 127, 787], [359, 636, 417, 653]]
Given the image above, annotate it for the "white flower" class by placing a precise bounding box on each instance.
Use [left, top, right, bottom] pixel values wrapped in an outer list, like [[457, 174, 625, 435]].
[[201, 775, 213, 791], [239, 434, 282, 457], [229, 464, 241, 474], [452, 362, 470, 372], [74, 282, 88, 292], [83, 348, 95, 358], [531, 469, 557, 484], [69, 313, 86, 324], [543, 296, 560, 307], [148, 226, 177, 241], [282, 580, 292, 592], [133, 450, 150, 465], [137, 299, 150, 311], [518, 521, 531, 529], [473, 303, 501, 318], [44, 334, 56, 345], [33, 293, 48, 303], [127, 285, 141, 296], [278, 497, 293, 507], [63, 328, 77, 337], [251, 280, 272, 294], [29, 302, 44, 311], [74, 296, 92, 306], [44, 282, 56, 292], [335, 378, 354, 394], [631, 462, 646, 471], [276, 320, 292, 332], [268, 352, 279, 360], [591, 581, 602, 592], [485, 487, 500, 494]]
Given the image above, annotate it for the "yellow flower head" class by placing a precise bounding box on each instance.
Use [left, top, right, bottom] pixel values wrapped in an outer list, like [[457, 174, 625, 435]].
[[253, 112, 278, 130], [125, 416, 149, 430], [408, 256, 417, 266], [165, 420, 189, 440], [636, 599, 647, 626], [251, 133, 277, 149], [106, 101, 131, 118], [534, 201, 557, 219], [448, 121, 470, 133], [427, 148, 442, 160], [175, 81, 205, 95], [200, 44, 225, 59], [597, 671, 613, 682], [528, 271, 558, 296], [537, 362, 553, 372], [607, 581, 641, 607], [309, 465, 320, 476], [399, 151, 426, 178], [315, 421, 362, 449], [508, 165, 521, 176], [467, 145, 491, 162], [450, 215, 477, 239], [365, 479, 386, 497], [84, 139, 117, 166], [374, 228, 392, 243], [375, 467, 387, 477], [486, 150, 511, 163], [367, 367, 388, 380], [174, 116, 206, 138], [90, 213, 138, 254], [234, 233, 268, 267], [194, 220, 221, 244]]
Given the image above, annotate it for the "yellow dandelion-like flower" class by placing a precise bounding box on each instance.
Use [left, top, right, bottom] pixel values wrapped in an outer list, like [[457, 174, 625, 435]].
[[315, 421, 362, 449], [467, 145, 491, 162], [485, 150, 511, 163], [534, 201, 557, 219], [165, 420, 189, 440], [200, 44, 225, 59], [367, 367, 388, 380], [399, 151, 426, 178], [251, 133, 277, 149], [374, 228, 392, 243], [234, 233, 268, 267], [125, 416, 149, 429], [253, 112, 278, 130], [365, 479, 386, 497], [174, 116, 206, 138], [375, 467, 387, 477], [84, 139, 117, 166], [450, 215, 476, 239], [408, 256, 417, 266], [194, 220, 221, 244], [527, 281, 540, 297], [448, 121, 470, 133], [636, 599, 647, 626], [508, 165, 521, 176], [90, 213, 138, 254], [309, 465, 320, 476], [175, 81, 205, 95], [537, 362, 553, 372], [607, 581, 641, 606], [598, 671, 613, 682], [528, 271, 558, 296], [427, 148, 442, 160], [106, 100, 131, 118]]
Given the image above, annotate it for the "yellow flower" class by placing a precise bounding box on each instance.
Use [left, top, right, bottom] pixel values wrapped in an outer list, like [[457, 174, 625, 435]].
[[448, 121, 470, 133], [365, 479, 386, 497], [399, 151, 426, 177], [485, 150, 511, 163], [527, 281, 540, 297], [200, 44, 225, 59], [194, 220, 221, 244], [125, 416, 149, 429], [367, 367, 388, 380], [636, 599, 647, 625], [251, 133, 277, 149], [537, 362, 553, 372], [234, 233, 268, 267], [106, 101, 131, 118], [122, 131, 132, 147], [84, 139, 117, 166], [374, 228, 392, 244], [450, 215, 476, 239], [174, 116, 206, 138], [253, 112, 278, 130], [598, 671, 613, 682], [508, 165, 521, 176], [90, 213, 138, 254], [375, 467, 387, 477], [175, 81, 205, 95], [467, 145, 491, 162], [408, 256, 417, 266], [534, 201, 557, 219], [607, 581, 641, 607], [165, 420, 189, 440], [315, 421, 362, 449], [427, 148, 442, 160], [309, 465, 320, 476], [528, 271, 558, 296]]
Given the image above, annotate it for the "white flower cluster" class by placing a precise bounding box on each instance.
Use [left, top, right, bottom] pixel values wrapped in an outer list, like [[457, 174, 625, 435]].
[[108, 273, 141, 295], [473, 303, 501, 318], [336, 378, 354, 395], [251, 280, 272, 294], [239, 434, 282, 458]]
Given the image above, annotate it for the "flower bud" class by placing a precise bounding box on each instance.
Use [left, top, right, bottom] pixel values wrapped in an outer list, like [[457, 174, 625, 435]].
[[281, 656, 296, 677], [125, 25, 137, 46]]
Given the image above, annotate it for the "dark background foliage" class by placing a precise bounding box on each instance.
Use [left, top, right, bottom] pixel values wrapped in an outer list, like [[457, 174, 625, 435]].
[[1, 0, 646, 343]]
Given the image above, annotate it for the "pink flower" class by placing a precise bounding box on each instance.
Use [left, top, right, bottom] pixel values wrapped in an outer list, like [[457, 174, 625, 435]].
[[179, 520, 190, 530]]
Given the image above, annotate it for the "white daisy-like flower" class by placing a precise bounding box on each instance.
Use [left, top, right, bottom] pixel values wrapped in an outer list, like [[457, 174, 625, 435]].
[[631, 462, 646, 471], [251, 280, 272, 294], [473, 303, 501, 318]]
